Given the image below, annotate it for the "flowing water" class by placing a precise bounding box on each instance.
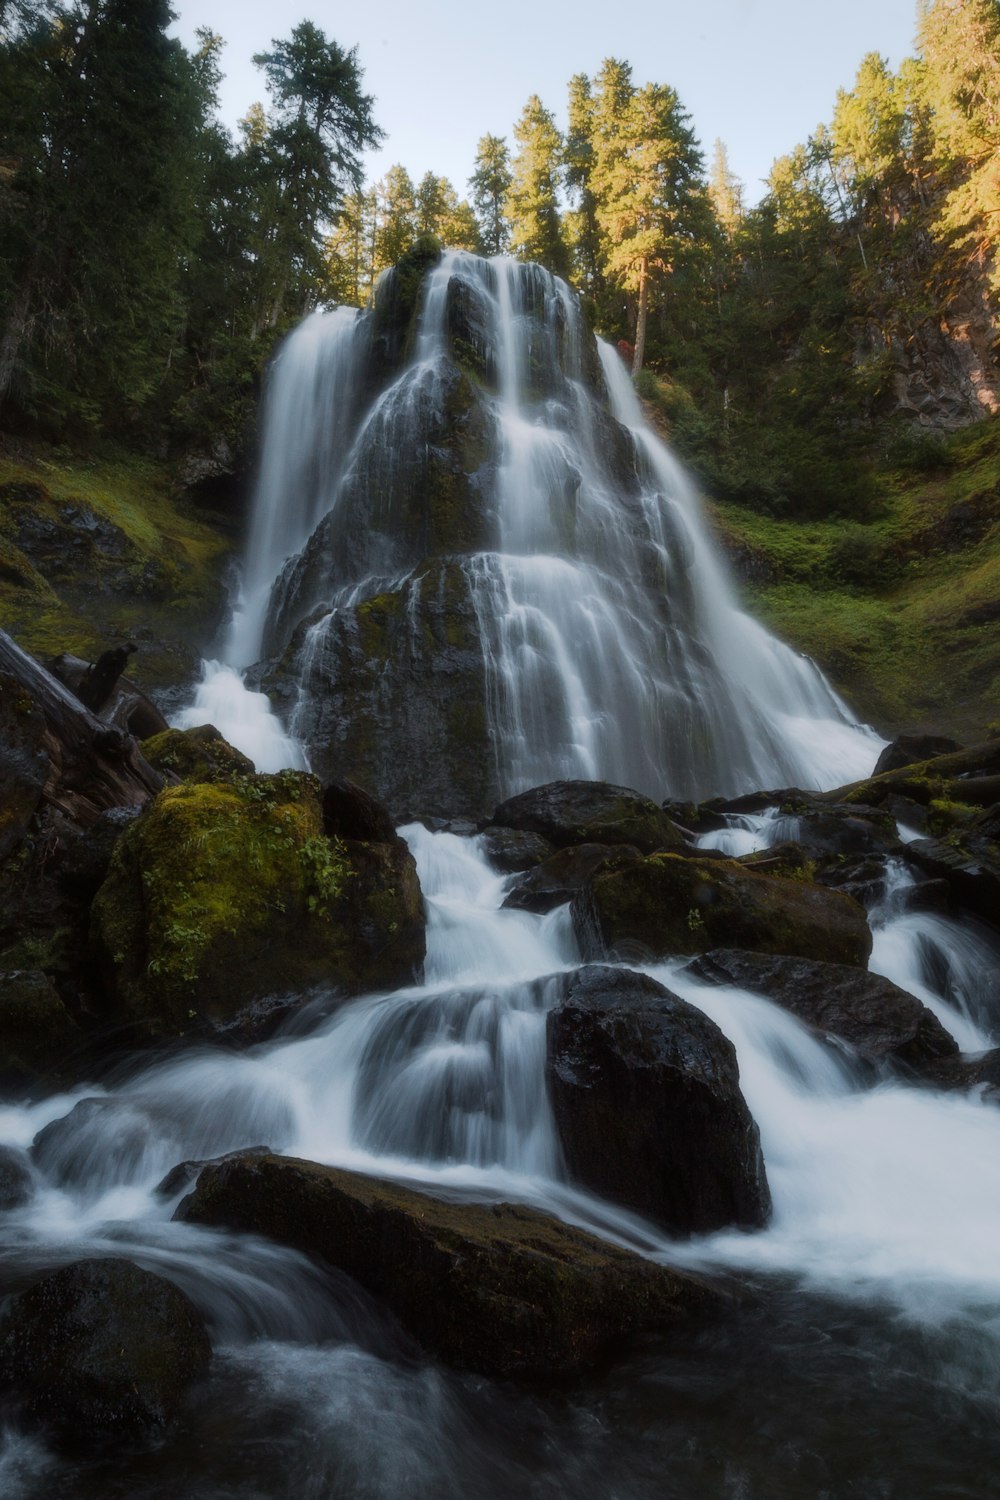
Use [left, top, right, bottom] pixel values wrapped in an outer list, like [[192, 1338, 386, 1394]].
[[3, 254, 999, 1495]]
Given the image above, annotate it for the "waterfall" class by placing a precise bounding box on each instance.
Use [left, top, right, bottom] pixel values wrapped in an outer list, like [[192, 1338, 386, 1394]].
[[186, 249, 881, 805], [9, 253, 1000, 1494]]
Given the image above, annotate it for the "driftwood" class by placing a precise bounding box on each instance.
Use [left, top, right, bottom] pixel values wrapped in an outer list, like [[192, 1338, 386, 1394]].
[[49, 651, 169, 740], [0, 630, 165, 829]]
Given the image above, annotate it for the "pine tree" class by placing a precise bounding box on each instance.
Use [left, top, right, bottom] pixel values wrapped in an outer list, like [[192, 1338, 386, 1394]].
[[469, 133, 511, 255], [505, 95, 569, 276], [250, 22, 383, 328], [590, 71, 710, 373], [374, 163, 417, 272], [564, 73, 602, 290], [708, 139, 744, 234]]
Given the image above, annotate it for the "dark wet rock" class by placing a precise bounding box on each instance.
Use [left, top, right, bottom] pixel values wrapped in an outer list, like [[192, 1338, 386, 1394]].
[[873, 734, 964, 777], [738, 842, 819, 881], [574, 853, 872, 967], [504, 843, 645, 914], [0, 1258, 210, 1438], [685, 950, 958, 1070], [904, 831, 1000, 931], [0, 671, 48, 862], [0, 1145, 33, 1208], [813, 853, 891, 909], [488, 781, 686, 855], [322, 779, 399, 845], [154, 1144, 273, 1200], [32, 1097, 174, 1191], [140, 724, 253, 783], [176, 1153, 722, 1379], [922, 1049, 1000, 1099], [546, 966, 770, 1235], [90, 770, 425, 1040], [477, 827, 556, 875], [263, 559, 498, 821], [58, 804, 142, 898], [661, 799, 729, 835], [900, 877, 953, 915], [0, 969, 82, 1090]]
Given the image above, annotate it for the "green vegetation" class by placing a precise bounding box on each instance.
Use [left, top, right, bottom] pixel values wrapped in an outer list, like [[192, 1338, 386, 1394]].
[[695, 413, 1000, 740], [0, 443, 231, 683]]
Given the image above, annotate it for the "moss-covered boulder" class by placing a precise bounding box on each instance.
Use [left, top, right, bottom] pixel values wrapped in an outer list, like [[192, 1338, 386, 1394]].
[[503, 842, 645, 914], [140, 723, 254, 783], [487, 780, 688, 855], [0, 1258, 210, 1439], [574, 852, 872, 967], [686, 950, 958, 1071], [478, 826, 556, 874], [176, 1153, 722, 1378], [90, 770, 424, 1039], [0, 969, 83, 1091], [546, 966, 770, 1235]]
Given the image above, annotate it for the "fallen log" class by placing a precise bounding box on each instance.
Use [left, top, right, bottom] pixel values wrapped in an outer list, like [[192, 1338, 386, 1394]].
[[0, 630, 165, 829]]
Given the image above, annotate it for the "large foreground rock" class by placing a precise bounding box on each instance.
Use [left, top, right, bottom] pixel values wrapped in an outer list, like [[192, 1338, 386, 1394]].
[[574, 853, 872, 966], [546, 966, 770, 1235], [91, 770, 424, 1039], [685, 950, 958, 1070], [0, 1258, 210, 1438], [488, 780, 686, 854], [176, 1154, 721, 1378]]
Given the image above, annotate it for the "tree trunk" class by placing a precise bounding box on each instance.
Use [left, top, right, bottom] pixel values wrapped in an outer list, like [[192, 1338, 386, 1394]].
[[631, 257, 649, 376], [0, 276, 33, 412], [0, 631, 165, 829]]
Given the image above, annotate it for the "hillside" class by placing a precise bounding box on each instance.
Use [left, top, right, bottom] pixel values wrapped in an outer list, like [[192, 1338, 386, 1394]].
[[707, 418, 1000, 743]]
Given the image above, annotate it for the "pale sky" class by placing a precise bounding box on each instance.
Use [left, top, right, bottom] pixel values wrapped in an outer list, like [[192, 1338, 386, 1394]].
[[171, 0, 920, 206]]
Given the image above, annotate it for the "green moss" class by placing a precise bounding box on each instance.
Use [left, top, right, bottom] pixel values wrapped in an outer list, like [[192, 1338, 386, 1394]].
[[708, 414, 1000, 741], [141, 725, 254, 783], [0, 444, 231, 690]]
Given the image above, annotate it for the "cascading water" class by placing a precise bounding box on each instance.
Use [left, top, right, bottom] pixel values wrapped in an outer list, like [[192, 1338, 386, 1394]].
[[6, 252, 1000, 1496], [185, 249, 881, 809]]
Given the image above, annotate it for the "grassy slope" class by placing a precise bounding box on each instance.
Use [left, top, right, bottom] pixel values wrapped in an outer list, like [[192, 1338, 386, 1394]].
[[706, 418, 1000, 742], [0, 442, 233, 693]]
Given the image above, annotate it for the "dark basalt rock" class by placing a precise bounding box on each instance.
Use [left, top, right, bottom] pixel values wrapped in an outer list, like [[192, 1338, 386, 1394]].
[[0, 969, 82, 1091], [0, 1145, 33, 1209], [265, 559, 498, 820], [154, 1144, 273, 1200], [488, 780, 687, 855], [322, 779, 399, 846], [478, 826, 555, 874], [873, 734, 964, 777], [503, 842, 644, 913], [574, 853, 872, 967], [0, 671, 48, 862], [32, 1098, 175, 1192], [0, 1258, 210, 1439], [904, 826, 1000, 931], [546, 966, 770, 1236], [921, 1048, 1000, 1100], [176, 1153, 722, 1379], [685, 950, 958, 1071]]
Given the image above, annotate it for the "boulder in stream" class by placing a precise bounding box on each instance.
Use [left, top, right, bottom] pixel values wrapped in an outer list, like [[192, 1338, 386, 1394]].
[[574, 852, 872, 967], [176, 1153, 723, 1379], [684, 950, 958, 1071], [0, 1257, 210, 1439], [545, 965, 771, 1235], [487, 780, 687, 855], [91, 769, 425, 1040]]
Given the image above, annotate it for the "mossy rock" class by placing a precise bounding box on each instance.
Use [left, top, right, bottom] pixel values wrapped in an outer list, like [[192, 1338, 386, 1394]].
[[487, 780, 688, 855], [140, 724, 254, 784], [90, 770, 424, 1039], [574, 852, 872, 967], [176, 1152, 723, 1379], [0, 969, 82, 1091]]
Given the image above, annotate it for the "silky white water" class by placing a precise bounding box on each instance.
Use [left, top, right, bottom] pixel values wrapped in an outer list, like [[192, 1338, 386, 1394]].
[[181, 251, 883, 800]]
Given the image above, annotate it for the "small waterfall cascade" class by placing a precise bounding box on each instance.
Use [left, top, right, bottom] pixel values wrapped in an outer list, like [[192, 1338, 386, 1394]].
[[195, 249, 880, 808], [4, 822, 1000, 1492]]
